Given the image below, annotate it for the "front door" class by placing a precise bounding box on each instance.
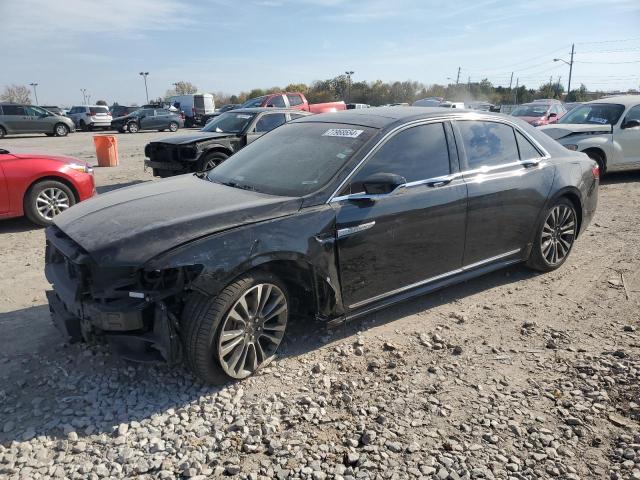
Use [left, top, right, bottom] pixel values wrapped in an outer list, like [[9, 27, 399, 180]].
[[247, 113, 287, 144], [24, 106, 52, 133], [334, 122, 467, 309], [454, 120, 555, 266], [139, 109, 156, 130], [617, 104, 640, 166], [0, 161, 9, 214]]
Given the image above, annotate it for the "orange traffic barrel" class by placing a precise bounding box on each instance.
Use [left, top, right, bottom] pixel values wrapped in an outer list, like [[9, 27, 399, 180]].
[[93, 135, 119, 167]]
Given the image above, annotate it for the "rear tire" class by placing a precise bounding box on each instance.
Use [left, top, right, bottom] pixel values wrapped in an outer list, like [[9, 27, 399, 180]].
[[181, 272, 290, 384], [79, 120, 87, 132], [24, 180, 76, 227], [197, 152, 228, 172], [0, 126, 5, 138], [527, 197, 577, 272], [585, 150, 605, 176]]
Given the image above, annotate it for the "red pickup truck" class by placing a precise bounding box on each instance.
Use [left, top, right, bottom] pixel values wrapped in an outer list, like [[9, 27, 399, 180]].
[[240, 92, 346, 113]]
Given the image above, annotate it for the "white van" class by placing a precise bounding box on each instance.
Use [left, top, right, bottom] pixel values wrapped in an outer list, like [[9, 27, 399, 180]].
[[169, 94, 215, 127]]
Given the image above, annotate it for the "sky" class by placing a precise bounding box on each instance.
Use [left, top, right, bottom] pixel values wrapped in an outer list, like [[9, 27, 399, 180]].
[[1, 0, 639, 106]]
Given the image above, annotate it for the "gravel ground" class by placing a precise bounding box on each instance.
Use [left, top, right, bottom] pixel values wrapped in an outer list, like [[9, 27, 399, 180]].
[[1, 131, 639, 479]]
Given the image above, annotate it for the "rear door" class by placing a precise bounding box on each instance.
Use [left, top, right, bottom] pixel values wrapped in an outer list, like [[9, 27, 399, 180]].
[[2, 105, 30, 133], [454, 119, 555, 266], [334, 121, 467, 309], [617, 104, 640, 165]]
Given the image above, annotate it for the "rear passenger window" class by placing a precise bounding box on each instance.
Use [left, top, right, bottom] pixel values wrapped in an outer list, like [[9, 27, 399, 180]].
[[287, 94, 303, 106], [255, 113, 286, 132], [2, 105, 26, 115], [350, 123, 450, 192], [515, 130, 541, 160], [266, 96, 286, 108], [458, 121, 519, 169]]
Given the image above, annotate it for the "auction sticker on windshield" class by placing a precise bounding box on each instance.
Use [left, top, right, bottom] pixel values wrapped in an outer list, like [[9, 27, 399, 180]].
[[322, 128, 364, 138]]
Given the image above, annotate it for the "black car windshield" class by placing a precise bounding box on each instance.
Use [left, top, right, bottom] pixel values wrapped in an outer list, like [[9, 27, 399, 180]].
[[240, 96, 266, 108], [202, 112, 256, 133], [207, 122, 374, 197], [511, 104, 549, 117], [558, 103, 625, 125]]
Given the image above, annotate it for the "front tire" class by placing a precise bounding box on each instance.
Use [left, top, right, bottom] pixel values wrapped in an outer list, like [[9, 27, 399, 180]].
[[527, 198, 577, 272], [168, 121, 179, 132], [54, 123, 69, 137], [127, 122, 139, 133], [24, 180, 76, 227], [197, 152, 228, 172], [182, 272, 289, 384], [0, 126, 5, 138]]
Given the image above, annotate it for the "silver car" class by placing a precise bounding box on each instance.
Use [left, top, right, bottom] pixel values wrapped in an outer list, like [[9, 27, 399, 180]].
[[0, 103, 75, 137]]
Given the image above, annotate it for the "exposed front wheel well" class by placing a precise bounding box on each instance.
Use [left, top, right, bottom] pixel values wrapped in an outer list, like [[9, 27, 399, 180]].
[[582, 148, 606, 174]]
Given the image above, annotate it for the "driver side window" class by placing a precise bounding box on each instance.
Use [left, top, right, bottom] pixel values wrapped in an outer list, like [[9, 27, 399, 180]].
[[347, 123, 451, 194], [255, 113, 286, 133], [625, 105, 640, 124]]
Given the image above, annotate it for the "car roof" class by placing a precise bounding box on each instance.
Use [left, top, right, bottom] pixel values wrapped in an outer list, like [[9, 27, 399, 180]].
[[587, 95, 640, 107], [293, 106, 483, 128], [225, 107, 312, 114]]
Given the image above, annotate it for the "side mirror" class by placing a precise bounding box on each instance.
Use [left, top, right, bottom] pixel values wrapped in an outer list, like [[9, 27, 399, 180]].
[[622, 119, 640, 129], [360, 172, 406, 195]]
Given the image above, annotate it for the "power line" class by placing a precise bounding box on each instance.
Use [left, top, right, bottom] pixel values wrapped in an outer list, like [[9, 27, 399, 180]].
[[575, 36, 640, 45], [574, 59, 640, 64]]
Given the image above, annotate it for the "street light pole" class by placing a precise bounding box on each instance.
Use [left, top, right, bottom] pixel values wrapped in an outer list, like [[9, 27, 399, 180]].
[[139, 72, 150, 103], [29, 83, 39, 105], [345, 71, 354, 103], [554, 43, 574, 96], [80, 88, 87, 105]]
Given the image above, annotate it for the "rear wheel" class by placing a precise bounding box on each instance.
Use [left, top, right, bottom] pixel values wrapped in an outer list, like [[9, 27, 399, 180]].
[[197, 152, 228, 172], [24, 180, 76, 227], [79, 120, 87, 132], [182, 272, 289, 384], [527, 197, 577, 272], [54, 123, 69, 137], [127, 122, 139, 133], [0, 126, 5, 138]]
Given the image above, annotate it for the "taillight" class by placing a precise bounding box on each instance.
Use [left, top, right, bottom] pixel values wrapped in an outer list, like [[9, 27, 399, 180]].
[[592, 164, 600, 179], [86, 112, 92, 116]]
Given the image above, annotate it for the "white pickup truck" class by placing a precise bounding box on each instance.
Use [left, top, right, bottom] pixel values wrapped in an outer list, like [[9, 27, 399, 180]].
[[540, 95, 640, 174]]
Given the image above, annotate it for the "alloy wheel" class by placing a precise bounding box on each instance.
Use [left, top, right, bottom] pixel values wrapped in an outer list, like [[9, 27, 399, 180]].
[[128, 123, 138, 133], [540, 204, 576, 266], [36, 187, 71, 220], [169, 122, 178, 132], [217, 283, 288, 379], [55, 124, 67, 136]]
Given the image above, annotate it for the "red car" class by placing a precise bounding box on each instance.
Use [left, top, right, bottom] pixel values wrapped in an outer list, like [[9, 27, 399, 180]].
[[239, 92, 346, 113], [510, 101, 567, 127], [0, 149, 95, 226]]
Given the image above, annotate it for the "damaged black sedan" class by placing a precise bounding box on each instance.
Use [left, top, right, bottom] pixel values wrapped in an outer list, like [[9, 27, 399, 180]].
[[45, 108, 599, 383], [144, 108, 311, 177]]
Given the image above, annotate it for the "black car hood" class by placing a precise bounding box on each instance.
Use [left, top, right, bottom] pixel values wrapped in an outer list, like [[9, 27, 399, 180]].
[[149, 132, 237, 146], [53, 175, 301, 266]]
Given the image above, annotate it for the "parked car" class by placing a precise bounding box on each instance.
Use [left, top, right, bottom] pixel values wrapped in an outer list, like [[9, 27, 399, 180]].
[[110, 105, 139, 118], [563, 102, 583, 112], [169, 94, 215, 127], [346, 103, 370, 109], [201, 104, 241, 125], [0, 148, 94, 226], [0, 103, 75, 137], [42, 106, 64, 115], [540, 95, 640, 174], [111, 108, 184, 134], [510, 101, 566, 126], [144, 108, 311, 177], [439, 101, 465, 109], [67, 105, 112, 131], [239, 92, 346, 113], [45, 107, 598, 383], [412, 97, 444, 107], [467, 101, 495, 112]]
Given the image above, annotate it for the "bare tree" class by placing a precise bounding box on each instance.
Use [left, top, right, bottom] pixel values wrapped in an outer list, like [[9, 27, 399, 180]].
[[165, 81, 198, 98], [1, 84, 32, 104]]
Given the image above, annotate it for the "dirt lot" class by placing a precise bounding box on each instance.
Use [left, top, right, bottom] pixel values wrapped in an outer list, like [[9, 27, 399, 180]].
[[0, 131, 639, 479]]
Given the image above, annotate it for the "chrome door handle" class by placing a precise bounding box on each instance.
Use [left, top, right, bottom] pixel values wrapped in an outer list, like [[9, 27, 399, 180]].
[[427, 177, 452, 187]]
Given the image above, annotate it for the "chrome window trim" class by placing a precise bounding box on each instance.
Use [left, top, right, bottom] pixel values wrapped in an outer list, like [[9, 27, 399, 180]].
[[337, 221, 376, 239], [327, 113, 550, 204], [348, 248, 521, 310]]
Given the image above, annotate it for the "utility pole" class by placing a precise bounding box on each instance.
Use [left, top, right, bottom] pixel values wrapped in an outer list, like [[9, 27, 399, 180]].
[[29, 83, 39, 105], [455, 66, 461, 85], [567, 43, 574, 94], [513, 77, 519, 104], [139, 72, 150, 104], [345, 71, 354, 103], [467, 76, 471, 92], [509, 72, 514, 90], [80, 88, 87, 105]]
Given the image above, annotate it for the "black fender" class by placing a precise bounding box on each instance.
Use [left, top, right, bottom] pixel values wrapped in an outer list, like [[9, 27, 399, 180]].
[[144, 204, 345, 319]]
